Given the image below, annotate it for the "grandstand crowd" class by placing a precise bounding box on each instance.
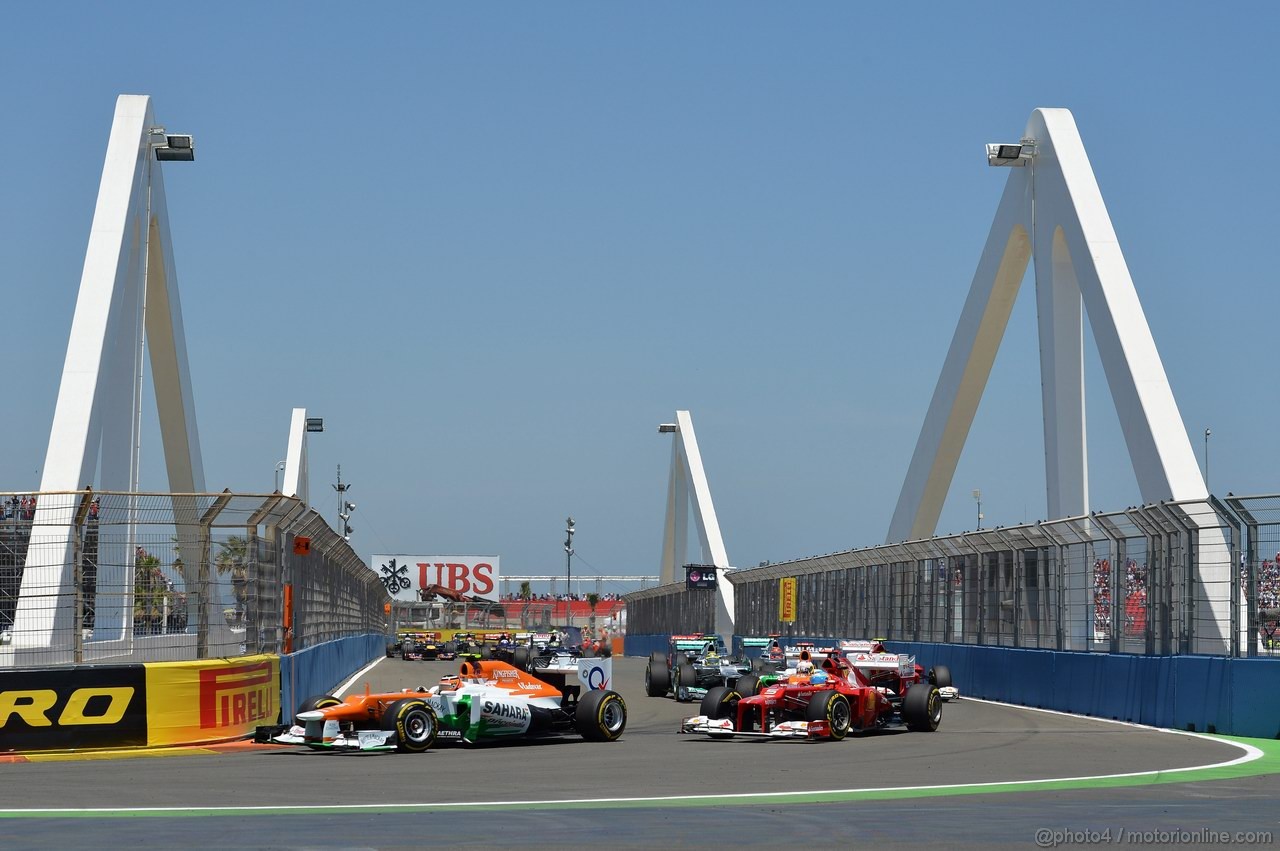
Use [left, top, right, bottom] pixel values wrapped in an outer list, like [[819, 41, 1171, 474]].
[[499, 592, 623, 603], [1091, 557, 1148, 637]]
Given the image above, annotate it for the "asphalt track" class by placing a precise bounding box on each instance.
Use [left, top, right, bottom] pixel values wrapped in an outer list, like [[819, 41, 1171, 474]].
[[1, 655, 1276, 850]]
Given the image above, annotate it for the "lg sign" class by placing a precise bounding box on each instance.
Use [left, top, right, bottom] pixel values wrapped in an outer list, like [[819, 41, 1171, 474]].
[[373, 555, 501, 602]]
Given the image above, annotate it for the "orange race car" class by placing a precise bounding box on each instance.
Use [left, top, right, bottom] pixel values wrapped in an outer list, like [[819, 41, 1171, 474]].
[[255, 656, 624, 752]]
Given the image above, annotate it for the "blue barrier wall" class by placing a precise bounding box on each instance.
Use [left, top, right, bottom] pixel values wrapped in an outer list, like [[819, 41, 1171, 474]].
[[629, 633, 1280, 738], [279, 633, 385, 722], [622, 634, 669, 659]]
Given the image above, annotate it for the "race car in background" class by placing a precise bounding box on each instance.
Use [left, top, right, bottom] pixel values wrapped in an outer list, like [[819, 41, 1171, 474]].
[[645, 634, 757, 702], [400, 636, 427, 661], [833, 640, 956, 700], [733, 640, 956, 701], [256, 656, 625, 752], [680, 648, 942, 741], [742, 639, 952, 701]]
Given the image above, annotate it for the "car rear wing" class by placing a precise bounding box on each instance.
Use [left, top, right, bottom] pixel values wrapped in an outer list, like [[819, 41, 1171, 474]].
[[846, 652, 916, 676]]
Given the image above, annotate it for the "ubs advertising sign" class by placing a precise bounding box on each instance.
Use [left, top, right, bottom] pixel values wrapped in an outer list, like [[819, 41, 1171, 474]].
[[373, 555, 501, 602]]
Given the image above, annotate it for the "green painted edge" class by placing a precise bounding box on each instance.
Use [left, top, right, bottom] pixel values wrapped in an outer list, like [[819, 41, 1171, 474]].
[[2, 733, 1277, 819]]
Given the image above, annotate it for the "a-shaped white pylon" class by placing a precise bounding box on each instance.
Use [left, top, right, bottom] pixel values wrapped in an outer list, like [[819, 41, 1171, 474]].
[[658, 411, 734, 640], [888, 108, 1206, 544], [15, 95, 205, 647], [281, 408, 312, 504]]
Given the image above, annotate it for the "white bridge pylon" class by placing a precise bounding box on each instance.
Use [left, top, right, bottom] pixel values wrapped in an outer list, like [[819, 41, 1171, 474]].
[[888, 108, 1207, 544], [15, 95, 205, 647], [658, 411, 734, 639]]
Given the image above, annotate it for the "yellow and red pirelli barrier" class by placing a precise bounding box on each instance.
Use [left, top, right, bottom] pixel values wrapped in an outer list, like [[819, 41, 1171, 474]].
[[0, 655, 279, 754], [144, 655, 280, 747]]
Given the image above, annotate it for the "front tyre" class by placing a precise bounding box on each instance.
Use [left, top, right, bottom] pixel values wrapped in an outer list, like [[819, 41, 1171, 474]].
[[383, 698, 438, 753], [903, 684, 942, 732], [735, 674, 760, 698], [805, 691, 852, 740], [674, 662, 697, 702], [296, 694, 341, 716], [575, 689, 627, 742], [699, 686, 741, 720]]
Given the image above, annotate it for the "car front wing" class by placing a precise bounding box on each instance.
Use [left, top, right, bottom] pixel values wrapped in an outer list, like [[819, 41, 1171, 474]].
[[679, 715, 831, 739]]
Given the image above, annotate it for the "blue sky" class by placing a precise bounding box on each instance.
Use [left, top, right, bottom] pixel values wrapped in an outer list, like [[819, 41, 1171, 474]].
[[2, 4, 1276, 580]]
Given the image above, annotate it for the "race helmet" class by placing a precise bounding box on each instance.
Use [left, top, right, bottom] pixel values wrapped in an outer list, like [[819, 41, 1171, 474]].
[[810, 670, 829, 685], [796, 658, 815, 674]]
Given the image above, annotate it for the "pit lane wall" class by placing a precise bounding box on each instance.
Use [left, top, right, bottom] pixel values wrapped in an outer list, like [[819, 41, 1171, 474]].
[[0, 655, 280, 752]]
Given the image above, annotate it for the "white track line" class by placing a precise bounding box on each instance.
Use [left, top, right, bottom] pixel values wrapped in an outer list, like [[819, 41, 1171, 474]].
[[333, 655, 385, 697]]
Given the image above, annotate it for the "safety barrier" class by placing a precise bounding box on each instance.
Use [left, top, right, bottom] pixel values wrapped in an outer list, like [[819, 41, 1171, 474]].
[[279, 632, 385, 722], [879, 641, 1280, 739], [0, 654, 281, 752]]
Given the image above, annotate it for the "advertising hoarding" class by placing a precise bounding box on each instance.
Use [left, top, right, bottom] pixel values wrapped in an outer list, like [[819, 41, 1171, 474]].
[[779, 577, 797, 623], [684, 564, 717, 589], [372, 555, 501, 602]]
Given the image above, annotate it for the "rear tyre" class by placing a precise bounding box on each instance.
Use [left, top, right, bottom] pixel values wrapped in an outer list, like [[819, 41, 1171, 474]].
[[383, 698, 437, 753], [903, 684, 942, 732], [296, 694, 341, 716], [805, 691, 852, 740], [648, 650, 666, 667], [928, 665, 953, 690], [575, 689, 627, 741], [674, 663, 697, 702], [735, 674, 760, 698], [645, 661, 670, 697], [513, 647, 530, 671], [480, 645, 492, 660]]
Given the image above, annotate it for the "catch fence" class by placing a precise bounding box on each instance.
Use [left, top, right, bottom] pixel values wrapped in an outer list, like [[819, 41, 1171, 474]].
[[0, 490, 388, 667], [625, 495, 1280, 658]]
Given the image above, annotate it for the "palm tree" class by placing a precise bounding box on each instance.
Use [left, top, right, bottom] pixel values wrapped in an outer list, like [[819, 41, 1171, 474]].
[[216, 536, 250, 623]]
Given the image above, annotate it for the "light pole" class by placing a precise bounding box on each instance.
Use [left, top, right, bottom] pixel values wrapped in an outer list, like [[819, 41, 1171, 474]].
[[972, 489, 983, 531], [333, 466, 354, 541], [564, 517, 575, 624], [1204, 428, 1211, 493], [274, 460, 286, 493]]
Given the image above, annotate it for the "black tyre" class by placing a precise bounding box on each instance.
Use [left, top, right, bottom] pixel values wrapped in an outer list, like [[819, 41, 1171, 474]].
[[674, 663, 697, 702], [805, 691, 852, 740], [645, 661, 670, 697], [480, 644, 492, 660], [648, 650, 667, 667], [699, 685, 741, 720], [513, 647, 530, 671], [296, 694, 341, 716], [902, 684, 942, 732], [928, 665, 953, 690], [574, 689, 627, 741], [735, 674, 760, 698], [382, 697, 437, 753]]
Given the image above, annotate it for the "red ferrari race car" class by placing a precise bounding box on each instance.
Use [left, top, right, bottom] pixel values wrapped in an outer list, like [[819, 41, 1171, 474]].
[[680, 649, 941, 741]]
